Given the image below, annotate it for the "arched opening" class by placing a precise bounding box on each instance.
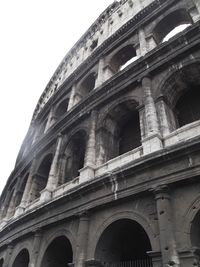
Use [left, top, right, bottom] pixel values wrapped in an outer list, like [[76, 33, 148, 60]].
[[95, 219, 152, 267], [97, 100, 141, 164], [160, 63, 200, 133], [60, 131, 87, 184], [110, 45, 137, 73], [80, 72, 96, 95], [191, 210, 200, 248], [31, 154, 53, 201], [41, 236, 73, 267], [153, 9, 192, 43], [12, 249, 29, 267], [15, 173, 29, 207], [54, 98, 69, 119], [175, 85, 200, 127], [0, 258, 3, 267]]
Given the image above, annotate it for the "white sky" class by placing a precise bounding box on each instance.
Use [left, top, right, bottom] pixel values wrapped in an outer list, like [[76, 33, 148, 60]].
[[0, 0, 114, 194]]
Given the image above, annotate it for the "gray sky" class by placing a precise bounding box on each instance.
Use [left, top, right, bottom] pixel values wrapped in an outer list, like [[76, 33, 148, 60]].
[[0, 0, 114, 193]]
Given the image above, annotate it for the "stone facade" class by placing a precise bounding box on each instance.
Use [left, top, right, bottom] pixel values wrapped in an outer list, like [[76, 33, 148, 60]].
[[0, 0, 200, 266]]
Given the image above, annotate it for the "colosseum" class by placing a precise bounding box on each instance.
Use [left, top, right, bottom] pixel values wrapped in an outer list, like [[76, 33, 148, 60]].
[[1, 0, 200, 266]]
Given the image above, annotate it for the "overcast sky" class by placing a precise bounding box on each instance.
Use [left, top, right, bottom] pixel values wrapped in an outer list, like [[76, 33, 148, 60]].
[[0, 0, 114, 194]]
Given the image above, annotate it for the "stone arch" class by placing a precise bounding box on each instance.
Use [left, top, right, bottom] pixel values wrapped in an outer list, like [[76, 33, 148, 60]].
[[10, 246, 31, 267], [182, 195, 200, 248], [156, 60, 200, 132], [38, 228, 75, 267], [152, 8, 193, 43], [96, 98, 141, 164], [15, 172, 29, 208], [91, 211, 157, 265], [108, 44, 138, 73], [54, 97, 69, 119], [29, 153, 53, 201], [59, 129, 88, 184]]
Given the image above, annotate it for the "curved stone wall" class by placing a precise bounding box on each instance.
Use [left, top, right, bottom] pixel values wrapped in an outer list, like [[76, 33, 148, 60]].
[[1, 0, 200, 266]]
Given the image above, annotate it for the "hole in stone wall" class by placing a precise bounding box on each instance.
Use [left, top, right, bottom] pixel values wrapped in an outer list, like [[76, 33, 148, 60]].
[[12, 249, 29, 267], [54, 98, 69, 119]]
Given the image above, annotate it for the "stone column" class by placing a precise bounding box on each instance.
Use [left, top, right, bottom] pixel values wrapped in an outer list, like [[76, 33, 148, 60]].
[[95, 58, 114, 88], [153, 186, 180, 267], [156, 96, 173, 137], [75, 213, 90, 267], [40, 134, 63, 201], [44, 108, 55, 133], [29, 230, 42, 267], [14, 158, 37, 216], [79, 112, 96, 183], [138, 28, 147, 56], [68, 85, 78, 111], [4, 244, 13, 267], [141, 76, 162, 154]]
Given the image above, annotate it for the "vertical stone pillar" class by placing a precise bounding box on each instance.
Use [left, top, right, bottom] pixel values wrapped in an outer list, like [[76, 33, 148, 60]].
[[76, 213, 89, 267], [79, 111, 96, 183], [44, 108, 55, 133], [68, 85, 78, 111], [14, 158, 37, 216], [141, 76, 162, 154], [194, 0, 200, 14], [40, 134, 63, 201], [138, 28, 147, 56], [29, 230, 42, 267], [156, 97, 172, 137], [95, 58, 114, 88], [153, 186, 180, 267], [4, 244, 13, 267]]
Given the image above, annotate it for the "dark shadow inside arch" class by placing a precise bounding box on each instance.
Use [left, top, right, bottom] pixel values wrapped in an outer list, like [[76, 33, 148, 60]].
[[41, 236, 73, 267], [153, 9, 192, 43], [110, 45, 137, 73], [54, 98, 69, 119], [12, 249, 29, 267], [175, 85, 200, 127], [95, 219, 152, 266], [97, 100, 141, 164], [0, 258, 3, 267], [191, 210, 200, 248]]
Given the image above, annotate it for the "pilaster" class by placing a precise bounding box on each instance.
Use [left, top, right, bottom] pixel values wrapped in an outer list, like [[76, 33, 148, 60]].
[[142, 76, 162, 154], [15, 158, 37, 216], [79, 111, 96, 183], [138, 28, 147, 56], [40, 134, 63, 202], [3, 244, 13, 267], [153, 186, 180, 267], [75, 212, 90, 267], [29, 229, 42, 267]]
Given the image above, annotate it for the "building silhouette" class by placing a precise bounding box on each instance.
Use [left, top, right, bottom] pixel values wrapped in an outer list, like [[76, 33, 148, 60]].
[[0, 0, 200, 266]]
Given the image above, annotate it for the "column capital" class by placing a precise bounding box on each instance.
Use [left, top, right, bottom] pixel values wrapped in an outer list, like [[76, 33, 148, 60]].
[[150, 185, 171, 200]]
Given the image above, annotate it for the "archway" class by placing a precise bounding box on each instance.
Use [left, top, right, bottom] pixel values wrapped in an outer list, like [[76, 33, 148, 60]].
[[153, 9, 192, 43], [95, 219, 152, 267], [54, 98, 69, 119], [30, 154, 53, 201], [191, 210, 200, 248], [0, 258, 3, 267], [110, 45, 137, 72], [97, 100, 141, 164], [160, 63, 200, 132], [12, 249, 29, 267], [41, 236, 73, 267]]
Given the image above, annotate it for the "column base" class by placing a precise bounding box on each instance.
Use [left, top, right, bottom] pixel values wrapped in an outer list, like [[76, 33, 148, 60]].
[[142, 133, 163, 155], [178, 248, 200, 267], [84, 259, 103, 267], [147, 251, 162, 267], [40, 188, 52, 202], [79, 164, 95, 183]]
